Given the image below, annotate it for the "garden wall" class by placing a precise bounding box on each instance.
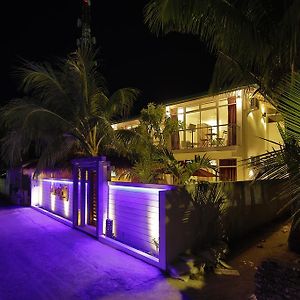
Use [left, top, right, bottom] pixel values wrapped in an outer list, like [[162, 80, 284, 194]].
[[225, 180, 288, 240], [163, 179, 289, 263], [31, 179, 73, 221], [29, 173, 288, 269], [0, 178, 9, 196], [99, 182, 175, 269], [108, 182, 161, 257], [4, 169, 31, 205], [165, 188, 197, 264]]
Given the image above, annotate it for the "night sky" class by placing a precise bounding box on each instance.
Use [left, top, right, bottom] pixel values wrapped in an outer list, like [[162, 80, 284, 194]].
[[0, 0, 215, 113]]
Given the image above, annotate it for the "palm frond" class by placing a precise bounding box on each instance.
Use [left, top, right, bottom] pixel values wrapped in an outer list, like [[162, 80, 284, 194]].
[[107, 88, 140, 119], [35, 135, 75, 172], [145, 0, 299, 92], [2, 46, 138, 168], [16, 60, 74, 113], [275, 73, 300, 137]]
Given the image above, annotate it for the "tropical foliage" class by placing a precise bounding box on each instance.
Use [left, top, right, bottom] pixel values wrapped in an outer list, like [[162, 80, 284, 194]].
[[250, 75, 300, 252], [0, 47, 139, 171], [122, 103, 179, 183], [186, 181, 229, 270], [123, 103, 215, 184], [144, 0, 300, 251], [158, 150, 215, 185], [144, 0, 299, 99]]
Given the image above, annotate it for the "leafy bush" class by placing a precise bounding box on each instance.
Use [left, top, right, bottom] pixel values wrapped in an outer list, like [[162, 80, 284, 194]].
[[186, 181, 229, 269]]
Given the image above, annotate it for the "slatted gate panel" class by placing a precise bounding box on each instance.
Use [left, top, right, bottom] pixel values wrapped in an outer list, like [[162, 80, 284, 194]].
[[108, 185, 160, 257], [88, 170, 97, 226]]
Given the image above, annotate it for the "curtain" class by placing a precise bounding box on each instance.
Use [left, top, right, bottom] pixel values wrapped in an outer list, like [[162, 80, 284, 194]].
[[219, 167, 237, 181], [219, 159, 237, 181], [227, 96, 236, 145], [171, 108, 180, 149]]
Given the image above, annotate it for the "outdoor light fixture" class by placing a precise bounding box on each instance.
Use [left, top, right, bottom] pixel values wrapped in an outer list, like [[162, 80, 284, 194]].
[[105, 219, 114, 238]]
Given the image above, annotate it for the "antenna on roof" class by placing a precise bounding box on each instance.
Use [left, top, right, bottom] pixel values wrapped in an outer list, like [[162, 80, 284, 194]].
[[77, 0, 96, 48]]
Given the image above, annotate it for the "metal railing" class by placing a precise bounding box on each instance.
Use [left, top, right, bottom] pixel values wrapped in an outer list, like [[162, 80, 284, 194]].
[[171, 124, 239, 150]]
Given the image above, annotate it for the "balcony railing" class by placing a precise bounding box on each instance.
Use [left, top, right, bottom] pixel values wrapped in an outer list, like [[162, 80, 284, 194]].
[[171, 124, 239, 150]]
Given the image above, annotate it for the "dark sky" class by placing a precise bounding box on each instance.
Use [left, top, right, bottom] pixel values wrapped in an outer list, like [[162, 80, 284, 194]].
[[0, 0, 215, 112]]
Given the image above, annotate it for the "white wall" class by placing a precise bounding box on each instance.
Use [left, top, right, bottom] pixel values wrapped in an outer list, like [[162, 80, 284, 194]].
[[107, 184, 162, 257], [31, 179, 73, 221]]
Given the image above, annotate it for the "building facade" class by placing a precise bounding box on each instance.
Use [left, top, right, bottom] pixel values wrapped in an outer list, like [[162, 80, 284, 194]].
[[115, 86, 283, 182]]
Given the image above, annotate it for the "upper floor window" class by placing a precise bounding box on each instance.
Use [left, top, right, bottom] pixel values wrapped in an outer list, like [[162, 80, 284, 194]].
[[170, 95, 238, 149]]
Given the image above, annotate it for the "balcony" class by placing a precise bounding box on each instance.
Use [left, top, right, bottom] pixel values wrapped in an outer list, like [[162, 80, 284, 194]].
[[171, 124, 239, 151]]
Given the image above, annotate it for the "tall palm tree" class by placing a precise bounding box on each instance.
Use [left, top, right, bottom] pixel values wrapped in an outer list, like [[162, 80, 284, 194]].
[[0, 47, 139, 171], [144, 0, 300, 100]]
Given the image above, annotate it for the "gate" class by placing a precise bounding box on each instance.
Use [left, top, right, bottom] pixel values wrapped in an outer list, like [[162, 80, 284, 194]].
[[72, 156, 110, 237]]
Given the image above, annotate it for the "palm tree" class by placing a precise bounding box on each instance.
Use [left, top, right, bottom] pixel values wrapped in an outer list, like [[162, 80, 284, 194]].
[[144, 0, 299, 100], [0, 47, 139, 171]]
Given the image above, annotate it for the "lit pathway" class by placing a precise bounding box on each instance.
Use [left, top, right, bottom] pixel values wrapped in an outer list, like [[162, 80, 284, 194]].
[[0, 206, 182, 300]]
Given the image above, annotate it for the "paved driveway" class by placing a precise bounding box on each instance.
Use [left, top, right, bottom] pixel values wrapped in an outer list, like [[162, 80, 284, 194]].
[[0, 206, 183, 300]]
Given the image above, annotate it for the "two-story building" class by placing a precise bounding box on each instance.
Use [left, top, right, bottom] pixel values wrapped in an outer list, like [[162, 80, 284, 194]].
[[114, 86, 283, 182]]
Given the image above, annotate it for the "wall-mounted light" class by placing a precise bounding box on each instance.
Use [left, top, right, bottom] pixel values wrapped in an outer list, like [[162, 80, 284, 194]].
[[249, 169, 255, 179]]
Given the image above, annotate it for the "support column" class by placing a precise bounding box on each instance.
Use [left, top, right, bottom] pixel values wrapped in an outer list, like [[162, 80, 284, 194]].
[[80, 168, 86, 227], [72, 166, 79, 227], [97, 157, 110, 238]]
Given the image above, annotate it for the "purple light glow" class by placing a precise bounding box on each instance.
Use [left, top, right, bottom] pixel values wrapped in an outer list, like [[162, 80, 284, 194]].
[[42, 179, 73, 184], [107, 182, 167, 259], [31, 178, 74, 220], [108, 182, 174, 193]]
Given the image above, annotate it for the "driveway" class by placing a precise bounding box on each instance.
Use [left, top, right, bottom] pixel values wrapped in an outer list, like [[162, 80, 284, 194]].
[[0, 206, 182, 300]]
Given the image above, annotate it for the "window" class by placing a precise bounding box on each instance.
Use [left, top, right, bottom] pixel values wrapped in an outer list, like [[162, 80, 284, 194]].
[[186, 105, 199, 112], [219, 159, 237, 181], [201, 101, 216, 109], [170, 95, 238, 150]]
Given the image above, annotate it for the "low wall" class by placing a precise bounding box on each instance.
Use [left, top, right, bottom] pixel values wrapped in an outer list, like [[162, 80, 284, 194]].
[[0, 178, 9, 196], [225, 180, 288, 240], [4, 169, 31, 205], [103, 182, 175, 269], [165, 188, 197, 264], [31, 179, 73, 221], [108, 183, 161, 257], [163, 180, 289, 264], [29, 173, 287, 269]]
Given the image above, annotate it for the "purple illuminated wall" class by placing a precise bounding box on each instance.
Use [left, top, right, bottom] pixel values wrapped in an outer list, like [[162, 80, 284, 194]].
[[31, 179, 73, 221], [108, 184, 161, 257]]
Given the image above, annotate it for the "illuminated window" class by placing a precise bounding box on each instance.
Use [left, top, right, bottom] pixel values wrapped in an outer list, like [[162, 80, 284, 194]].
[[186, 105, 199, 112], [201, 101, 216, 109]]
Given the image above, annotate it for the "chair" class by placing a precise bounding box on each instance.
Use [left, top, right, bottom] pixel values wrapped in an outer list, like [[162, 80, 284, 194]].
[[214, 130, 227, 146], [198, 124, 209, 147], [220, 130, 228, 146], [200, 138, 209, 147]]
